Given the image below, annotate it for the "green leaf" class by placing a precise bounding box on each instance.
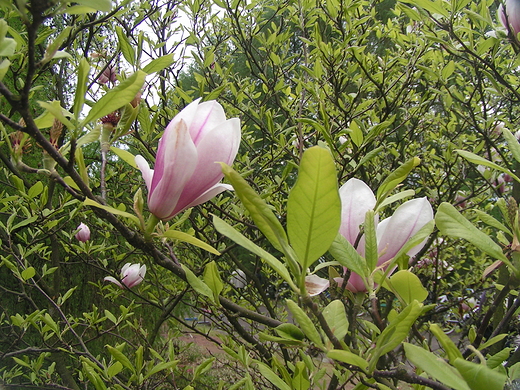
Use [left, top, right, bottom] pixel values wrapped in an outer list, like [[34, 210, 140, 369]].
[[162, 229, 220, 255], [144, 360, 178, 379], [11, 215, 38, 231], [193, 357, 215, 381], [110, 146, 137, 168], [430, 323, 463, 363], [383, 270, 428, 304], [473, 209, 512, 237], [403, 343, 470, 390], [287, 146, 341, 269], [212, 215, 297, 290], [181, 264, 215, 303], [327, 350, 369, 371], [292, 361, 310, 390], [376, 189, 415, 210], [369, 300, 423, 372], [115, 26, 136, 65], [322, 300, 349, 341], [106, 345, 135, 373], [349, 121, 364, 147], [364, 210, 378, 272], [435, 203, 513, 269], [37, 101, 75, 130], [203, 261, 223, 301], [256, 362, 292, 390], [502, 127, 520, 166], [220, 163, 289, 253], [73, 0, 112, 12], [107, 361, 123, 378], [328, 233, 368, 277], [21, 267, 35, 281], [73, 58, 90, 120], [84, 198, 140, 225], [376, 157, 420, 201], [453, 358, 507, 390], [82, 70, 146, 126], [275, 323, 305, 341], [479, 334, 508, 350], [286, 299, 324, 349], [456, 150, 520, 182], [143, 54, 175, 74], [28, 181, 43, 198]]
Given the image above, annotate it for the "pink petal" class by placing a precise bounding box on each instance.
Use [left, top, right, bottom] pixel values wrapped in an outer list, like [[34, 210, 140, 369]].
[[334, 274, 367, 293], [174, 183, 233, 215], [187, 100, 227, 145], [339, 178, 376, 246], [172, 118, 241, 214], [148, 120, 198, 220], [377, 197, 433, 264], [104, 276, 123, 288], [135, 155, 153, 191]]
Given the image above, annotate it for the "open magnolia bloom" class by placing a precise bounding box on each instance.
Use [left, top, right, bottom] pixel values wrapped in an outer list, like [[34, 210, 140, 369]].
[[104, 263, 147, 289], [337, 178, 434, 292], [136, 99, 241, 221]]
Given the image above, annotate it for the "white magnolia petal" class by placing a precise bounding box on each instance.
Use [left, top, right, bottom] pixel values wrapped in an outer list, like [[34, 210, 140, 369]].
[[104, 276, 123, 288], [339, 178, 376, 246], [305, 275, 330, 296]]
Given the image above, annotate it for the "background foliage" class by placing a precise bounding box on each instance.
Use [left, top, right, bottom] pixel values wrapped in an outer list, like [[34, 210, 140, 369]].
[[0, 0, 519, 389]]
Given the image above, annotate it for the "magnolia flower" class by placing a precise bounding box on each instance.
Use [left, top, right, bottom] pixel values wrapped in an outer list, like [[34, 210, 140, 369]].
[[136, 99, 241, 221], [499, 0, 520, 35], [305, 274, 330, 296], [337, 179, 433, 292], [104, 263, 146, 288], [75, 223, 90, 242]]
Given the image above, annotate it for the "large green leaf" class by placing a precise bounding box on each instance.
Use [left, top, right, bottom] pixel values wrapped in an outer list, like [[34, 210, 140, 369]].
[[73, 58, 89, 119], [435, 203, 514, 270], [403, 343, 470, 390], [456, 150, 520, 182], [322, 300, 349, 341], [382, 270, 428, 304], [286, 299, 324, 349], [143, 54, 175, 74], [220, 163, 288, 254], [429, 323, 462, 363], [74, 0, 112, 12], [81, 70, 146, 126], [287, 146, 340, 269], [453, 358, 507, 390], [327, 350, 369, 372]]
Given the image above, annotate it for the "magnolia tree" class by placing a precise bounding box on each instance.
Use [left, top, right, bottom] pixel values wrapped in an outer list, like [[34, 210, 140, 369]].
[[0, 0, 520, 389]]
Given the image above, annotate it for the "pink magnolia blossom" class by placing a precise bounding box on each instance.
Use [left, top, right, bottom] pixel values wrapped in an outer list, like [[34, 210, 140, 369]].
[[337, 179, 433, 293], [500, 0, 520, 35], [75, 223, 90, 242], [104, 263, 146, 288], [136, 99, 241, 220]]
